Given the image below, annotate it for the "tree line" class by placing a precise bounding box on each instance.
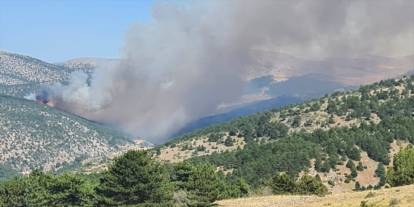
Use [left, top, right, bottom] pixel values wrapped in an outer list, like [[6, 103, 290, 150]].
[[0, 151, 250, 206]]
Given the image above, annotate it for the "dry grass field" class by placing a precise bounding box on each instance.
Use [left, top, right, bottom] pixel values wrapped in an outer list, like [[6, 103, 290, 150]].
[[216, 184, 414, 207]]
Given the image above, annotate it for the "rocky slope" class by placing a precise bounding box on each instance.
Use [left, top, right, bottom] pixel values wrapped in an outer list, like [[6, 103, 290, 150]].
[[0, 52, 150, 179], [0, 51, 70, 85], [0, 95, 137, 178], [0, 51, 79, 97]]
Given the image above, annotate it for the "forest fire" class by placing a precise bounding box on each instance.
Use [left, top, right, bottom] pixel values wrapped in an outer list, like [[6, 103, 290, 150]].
[[34, 90, 55, 107]]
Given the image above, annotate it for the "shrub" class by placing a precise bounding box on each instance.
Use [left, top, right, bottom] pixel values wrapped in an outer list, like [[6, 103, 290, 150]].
[[224, 137, 234, 147], [357, 162, 364, 171]]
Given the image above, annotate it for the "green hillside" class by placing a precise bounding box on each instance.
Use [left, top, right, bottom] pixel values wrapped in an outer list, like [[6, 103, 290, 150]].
[[156, 75, 414, 192]]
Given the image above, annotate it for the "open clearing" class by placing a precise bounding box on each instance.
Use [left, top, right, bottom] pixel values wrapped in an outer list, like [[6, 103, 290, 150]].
[[216, 184, 414, 207]]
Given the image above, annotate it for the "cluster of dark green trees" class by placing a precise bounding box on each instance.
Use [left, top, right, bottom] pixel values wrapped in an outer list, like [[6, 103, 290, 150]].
[[387, 146, 414, 187], [0, 151, 248, 206], [0, 171, 96, 206], [271, 173, 327, 196]]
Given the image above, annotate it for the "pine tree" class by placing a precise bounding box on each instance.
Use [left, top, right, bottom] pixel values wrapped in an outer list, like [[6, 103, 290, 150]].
[[184, 164, 222, 205], [354, 181, 361, 191], [345, 160, 358, 178], [271, 173, 296, 194], [296, 175, 328, 196], [172, 163, 246, 205], [357, 162, 364, 171], [350, 168, 358, 178], [95, 150, 173, 206], [387, 146, 414, 186], [224, 137, 234, 147], [375, 163, 386, 186], [47, 173, 95, 206]]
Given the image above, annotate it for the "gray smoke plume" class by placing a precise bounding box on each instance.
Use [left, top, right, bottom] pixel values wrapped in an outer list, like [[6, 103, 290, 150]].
[[44, 0, 414, 143]]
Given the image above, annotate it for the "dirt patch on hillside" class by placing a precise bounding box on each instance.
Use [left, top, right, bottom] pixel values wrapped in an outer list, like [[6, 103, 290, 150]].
[[356, 152, 379, 186], [300, 150, 380, 194], [389, 139, 410, 167]]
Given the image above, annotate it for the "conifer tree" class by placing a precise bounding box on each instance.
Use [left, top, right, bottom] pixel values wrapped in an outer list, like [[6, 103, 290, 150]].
[[95, 150, 173, 206], [387, 146, 414, 186], [271, 173, 296, 194]]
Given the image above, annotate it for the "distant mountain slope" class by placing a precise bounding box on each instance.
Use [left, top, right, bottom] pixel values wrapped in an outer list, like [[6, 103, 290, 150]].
[[174, 74, 348, 137], [0, 51, 70, 85], [248, 50, 414, 86], [0, 95, 132, 178], [0, 52, 123, 99], [172, 96, 303, 138], [59, 57, 119, 70], [266, 74, 350, 98], [0, 52, 144, 178], [0, 51, 71, 98]]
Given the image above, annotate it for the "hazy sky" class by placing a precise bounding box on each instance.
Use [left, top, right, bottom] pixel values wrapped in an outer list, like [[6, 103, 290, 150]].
[[0, 0, 154, 62]]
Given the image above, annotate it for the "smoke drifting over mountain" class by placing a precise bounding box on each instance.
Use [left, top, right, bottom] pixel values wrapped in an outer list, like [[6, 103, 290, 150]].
[[42, 0, 414, 142]]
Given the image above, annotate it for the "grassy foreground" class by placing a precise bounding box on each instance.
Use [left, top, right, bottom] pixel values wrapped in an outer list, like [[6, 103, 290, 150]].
[[216, 184, 414, 207]]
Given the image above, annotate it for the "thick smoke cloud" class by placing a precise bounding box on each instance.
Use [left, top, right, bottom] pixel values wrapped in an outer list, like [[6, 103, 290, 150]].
[[44, 0, 414, 143]]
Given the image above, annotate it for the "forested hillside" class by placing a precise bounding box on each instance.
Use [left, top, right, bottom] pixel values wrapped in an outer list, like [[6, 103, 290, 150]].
[[157, 75, 414, 192]]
